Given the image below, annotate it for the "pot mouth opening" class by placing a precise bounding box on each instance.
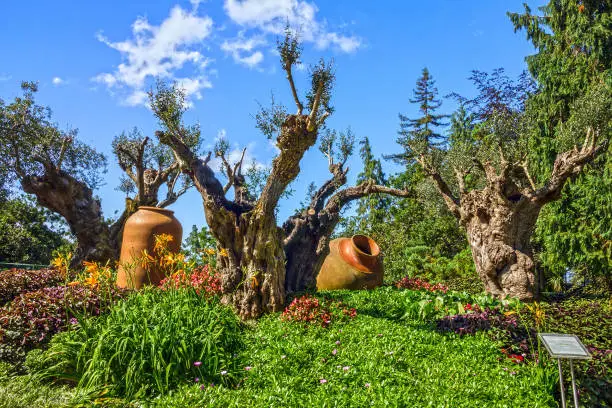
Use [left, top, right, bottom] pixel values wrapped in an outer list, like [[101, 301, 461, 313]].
[[138, 206, 175, 215], [351, 235, 380, 257]]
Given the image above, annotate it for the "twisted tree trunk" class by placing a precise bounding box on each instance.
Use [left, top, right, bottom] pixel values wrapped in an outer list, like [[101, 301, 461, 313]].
[[283, 179, 410, 293], [419, 128, 605, 301], [460, 189, 539, 300], [21, 170, 115, 267]]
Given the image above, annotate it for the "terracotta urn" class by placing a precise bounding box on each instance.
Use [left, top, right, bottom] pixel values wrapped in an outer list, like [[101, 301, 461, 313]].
[[316, 235, 383, 290], [116, 206, 182, 289]]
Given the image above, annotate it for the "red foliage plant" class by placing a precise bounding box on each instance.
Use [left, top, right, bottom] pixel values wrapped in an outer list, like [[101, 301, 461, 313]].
[[281, 295, 357, 328], [0, 268, 64, 306], [395, 276, 449, 293], [0, 284, 127, 362], [159, 265, 222, 297]]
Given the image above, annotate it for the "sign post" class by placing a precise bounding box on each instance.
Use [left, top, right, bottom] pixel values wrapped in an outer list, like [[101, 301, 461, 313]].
[[538, 333, 591, 408]]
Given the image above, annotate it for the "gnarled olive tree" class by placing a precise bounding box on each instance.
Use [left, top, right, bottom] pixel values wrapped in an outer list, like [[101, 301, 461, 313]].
[[152, 30, 410, 318], [0, 82, 112, 266], [394, 70, 610, 301], [111, 128, 193, 243], [0, 83, 193, 267]]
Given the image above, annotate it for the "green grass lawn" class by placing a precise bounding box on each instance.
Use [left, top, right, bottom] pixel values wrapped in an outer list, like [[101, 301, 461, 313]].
[[0, 287, 558, 407]]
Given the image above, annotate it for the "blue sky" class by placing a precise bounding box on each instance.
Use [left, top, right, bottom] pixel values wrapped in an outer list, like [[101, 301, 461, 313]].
[[0, 0, 539, 234]]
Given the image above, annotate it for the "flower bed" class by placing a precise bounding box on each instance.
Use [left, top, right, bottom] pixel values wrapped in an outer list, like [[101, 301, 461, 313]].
[[159, 265, 222, 297], [281, 295, 357, 328], [395, 276, 448, 293], [0, 268, 64, 306], [0, 284, 127, 363]]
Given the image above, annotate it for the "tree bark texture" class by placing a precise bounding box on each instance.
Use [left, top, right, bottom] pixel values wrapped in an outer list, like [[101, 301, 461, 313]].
[[421, 128, 605, 301], [21, 170, 115, 268]]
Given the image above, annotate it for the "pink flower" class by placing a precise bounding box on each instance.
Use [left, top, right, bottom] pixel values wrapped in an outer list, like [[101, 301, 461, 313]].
[[200, 384, 206, 390], [320, 379, 327, 384], [364, 383, 371, 388], [332, 349, 337, 355], [245, 366, 252, 371], [343, 366, 350, 371], [193, 361, 202, 367], [335, 340, 341, 345], [194, 377, 200, 382]]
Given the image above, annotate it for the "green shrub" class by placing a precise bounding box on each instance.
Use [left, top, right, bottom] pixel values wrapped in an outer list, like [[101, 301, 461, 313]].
[[384, 246, 483, 293], [34, 288, 244, 400]]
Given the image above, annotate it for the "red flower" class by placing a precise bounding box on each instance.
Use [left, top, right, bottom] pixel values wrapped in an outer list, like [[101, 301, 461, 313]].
[[508, 354, 524, 363]]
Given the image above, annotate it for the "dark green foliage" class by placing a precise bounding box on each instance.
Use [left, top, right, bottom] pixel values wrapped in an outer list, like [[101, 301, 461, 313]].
[[536, 155, 612, 291], [35, 288, 243, 400], [0, 268, 63, 306], [348, 137, 390, 233], [396, 67, 449, 156], [508, 1, 612, 123], [0, 197, 68, 265], [509, 1, 612, 290]]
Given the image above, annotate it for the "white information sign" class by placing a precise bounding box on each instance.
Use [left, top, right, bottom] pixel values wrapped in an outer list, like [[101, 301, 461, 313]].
[[539, 333, 591, 360]]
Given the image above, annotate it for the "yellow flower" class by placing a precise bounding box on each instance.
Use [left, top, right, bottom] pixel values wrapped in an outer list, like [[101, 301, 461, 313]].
[[154, 234, 174, 254], [219, 248, 229, 257], [67, 281, 81, 287], [204, 248, 216, 256]]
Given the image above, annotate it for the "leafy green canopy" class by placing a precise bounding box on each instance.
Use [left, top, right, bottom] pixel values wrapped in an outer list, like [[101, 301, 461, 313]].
[[0, 82, 106, 190], [0, 196, 68, 265]]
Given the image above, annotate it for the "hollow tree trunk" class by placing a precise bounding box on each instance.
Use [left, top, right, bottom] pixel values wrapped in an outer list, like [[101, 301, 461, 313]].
[[21, 171, 115, 267], [460, 189, 540, 301]]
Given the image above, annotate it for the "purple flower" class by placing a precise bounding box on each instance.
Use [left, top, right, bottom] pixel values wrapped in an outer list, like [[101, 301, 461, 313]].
[[245, 366, 252, 371], [332, 349, 337, 356], [364, 383, 371, 388], [69, 318, 78, 325], [343, 366, 350, 371], [335, 340, 341, 345], [320, 379, 327, 384], [193, 361, 202, 367], [194, 377, 200, 382], [200, 384, 206, 390]]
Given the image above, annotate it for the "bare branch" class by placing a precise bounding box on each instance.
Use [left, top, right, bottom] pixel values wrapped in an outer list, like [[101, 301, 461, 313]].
[[417, 155, 461, 218], [535, 127, 607, 204], [56, 136, 73, 172], [324, 180, 411, 215], [307, 80, 324, 131]]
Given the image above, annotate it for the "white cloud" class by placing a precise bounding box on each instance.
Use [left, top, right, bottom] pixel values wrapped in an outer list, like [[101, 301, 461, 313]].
[[209, 141, 266, 174], [93, 5, 214, 106], [221, 32, 266, 68], [223, 0, 361, 59], [52, 77, 64, 86]]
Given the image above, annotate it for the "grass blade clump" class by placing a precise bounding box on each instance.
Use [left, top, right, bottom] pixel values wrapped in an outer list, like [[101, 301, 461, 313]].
[[35, 287, 243, 400]]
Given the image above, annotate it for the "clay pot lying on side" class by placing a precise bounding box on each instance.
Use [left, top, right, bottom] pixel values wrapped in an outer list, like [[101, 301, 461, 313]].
[[316, 235, 383, 290], [116, 206, 182, 289]]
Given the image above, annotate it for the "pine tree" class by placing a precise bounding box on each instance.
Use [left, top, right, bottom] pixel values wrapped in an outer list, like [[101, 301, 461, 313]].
[[353, 137, 389, 232], [396, 68, 449, 159]]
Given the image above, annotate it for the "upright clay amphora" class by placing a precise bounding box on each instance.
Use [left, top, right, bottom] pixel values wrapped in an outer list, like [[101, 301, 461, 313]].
[[116, 206, 182, 289], [316, 235, 383, 290]]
